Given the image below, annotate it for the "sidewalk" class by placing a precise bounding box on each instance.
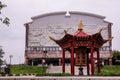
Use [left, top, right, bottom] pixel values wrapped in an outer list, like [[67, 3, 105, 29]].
[[0, 76, 120, 80]]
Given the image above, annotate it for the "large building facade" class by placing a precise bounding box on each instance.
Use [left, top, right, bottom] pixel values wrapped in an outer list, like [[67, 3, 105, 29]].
[[24, 11, 112, 66]]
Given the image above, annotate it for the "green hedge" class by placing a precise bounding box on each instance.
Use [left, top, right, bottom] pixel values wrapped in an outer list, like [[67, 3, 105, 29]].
[[95, 65, 120, 76], [10, 65, 47, 75], [8, 65, 120, 76], [36, 73, 71, 76], [10, 65, 71, 76]]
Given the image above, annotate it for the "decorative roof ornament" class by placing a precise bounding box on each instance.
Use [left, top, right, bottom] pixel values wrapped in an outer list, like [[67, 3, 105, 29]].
[[78, 21, 84, 30], [98, 28, 102, 34], [64, 30, 67, 35], [49, 36, 55, 41], [65, 11, 70, 17], [108, 37, 114, 41]]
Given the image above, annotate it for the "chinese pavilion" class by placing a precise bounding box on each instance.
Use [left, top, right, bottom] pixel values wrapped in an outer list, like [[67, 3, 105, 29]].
[[49, 21, 113, 75]]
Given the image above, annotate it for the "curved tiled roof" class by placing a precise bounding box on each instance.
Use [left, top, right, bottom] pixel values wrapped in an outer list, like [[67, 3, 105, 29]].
[[50, 30, 109, 49]]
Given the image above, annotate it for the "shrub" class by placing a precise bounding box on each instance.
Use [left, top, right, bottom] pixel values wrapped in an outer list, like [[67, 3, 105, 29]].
[[36, 73, 71, 76], [112, 50, 120, 65], [95, 65, 120, 76]]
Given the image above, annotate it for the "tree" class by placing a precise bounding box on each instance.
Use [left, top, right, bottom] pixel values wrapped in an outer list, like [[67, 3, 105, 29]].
[[0, 1, 10, 26], [0, 47, 4, 68], [112, 50, 120, 65], [0, 1, 9, 73]]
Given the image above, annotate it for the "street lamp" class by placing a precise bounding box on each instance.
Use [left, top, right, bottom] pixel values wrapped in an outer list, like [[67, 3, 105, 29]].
[[42, 47, 48, 65], [9, 55, 13, 65], [43, 47, 47, 57], [42, 47, 48, 75]]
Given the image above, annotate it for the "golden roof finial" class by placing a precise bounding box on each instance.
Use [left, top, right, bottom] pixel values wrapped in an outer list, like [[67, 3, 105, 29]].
[[98, 28, 102, 34], [64, 30, 67, 35], [78, 20, 83, 30], [49, 36, 55, 41], [108, 37, 114, 41]]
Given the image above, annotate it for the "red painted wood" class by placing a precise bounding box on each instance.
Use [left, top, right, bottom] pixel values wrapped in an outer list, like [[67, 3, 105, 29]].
[[74, 30, 88, 36], [62, 49, 65, 73], [87, 53, 90, 75], [97, 49, 100, 73], [71, 45, 74, 75], [90, 47, 94, 75]]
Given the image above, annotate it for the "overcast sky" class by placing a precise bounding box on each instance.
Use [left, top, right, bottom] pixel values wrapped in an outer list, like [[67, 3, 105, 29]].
[[0, 0, 120, 64]]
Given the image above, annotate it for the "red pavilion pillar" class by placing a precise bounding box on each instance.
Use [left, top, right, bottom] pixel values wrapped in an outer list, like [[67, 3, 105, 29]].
[[71, 45, 74, 75], [87, 53, 90, 75], [90, 47, 94, 75], [62, 49, 65, 73], [97, 49, 100, 73]]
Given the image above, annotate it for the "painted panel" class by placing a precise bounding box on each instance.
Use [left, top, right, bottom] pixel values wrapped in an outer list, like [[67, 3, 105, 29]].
[[28, 24, 109, 47]]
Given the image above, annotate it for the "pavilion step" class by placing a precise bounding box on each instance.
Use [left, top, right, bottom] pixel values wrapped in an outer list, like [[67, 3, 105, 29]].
[[46, 66, 88, 75]]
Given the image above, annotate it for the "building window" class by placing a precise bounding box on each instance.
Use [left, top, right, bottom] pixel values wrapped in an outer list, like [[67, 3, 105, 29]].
[[102, 47, 105, 51], [100, 47, 110, 51], [106, 47, 110, 51], [37, 47, 40, 51], [50, 47, 52, 51], [106, 47, 108, 51], [40, 47, 43, 51], [27, 46, 62, 51], [105, 46, 107, 51], [30, 47, 33, 51], [56, 47, 59, 51], [59, 47, 62, 51], [109, 46, 112, 50], [46, 47, 50, 51], [27, 47, 31, 51], [52, 47, 56, 51], [33, 47, 37, 51]]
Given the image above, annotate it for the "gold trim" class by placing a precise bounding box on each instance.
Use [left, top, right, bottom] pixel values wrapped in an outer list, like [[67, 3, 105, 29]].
[[78, 21, 83, 30], [64, 30, 67, 34], [108, 37, 113, 41], [98, 28, 102, 33], [49, 36, 55, 41]]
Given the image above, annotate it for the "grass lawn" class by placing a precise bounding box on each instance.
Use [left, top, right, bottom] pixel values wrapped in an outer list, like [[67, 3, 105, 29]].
[[10, 65, 120, 76], [10, 65, 47, 75], [10, 65, 71, 76], [95, 65, 120, 76]]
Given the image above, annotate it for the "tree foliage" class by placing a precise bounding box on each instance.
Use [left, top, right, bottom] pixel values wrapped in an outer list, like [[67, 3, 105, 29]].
[[0, 1, 10, 26], [0, 48, 4, 67], [112, 50, 120, 65]]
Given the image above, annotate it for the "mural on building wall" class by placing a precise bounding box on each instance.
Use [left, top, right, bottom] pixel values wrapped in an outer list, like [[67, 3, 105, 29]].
[[28, 24, 109, 47]]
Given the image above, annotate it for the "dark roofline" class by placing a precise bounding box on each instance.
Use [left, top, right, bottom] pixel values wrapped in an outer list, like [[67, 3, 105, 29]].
[[69, 11, 105, 19], [104, 20, 113, 25], [31, 11, 106, 20], [31, 11, 66, 19], [24, 21, 33, 26]]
